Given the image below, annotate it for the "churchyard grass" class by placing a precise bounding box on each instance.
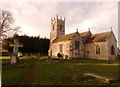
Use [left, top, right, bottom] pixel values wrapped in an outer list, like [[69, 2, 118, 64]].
[[2, 57, 38, 85], [0, 56, 10, 59], [34, 58, 119, 85], [35, 65, 118, 85], [2, 56, 119, 85]]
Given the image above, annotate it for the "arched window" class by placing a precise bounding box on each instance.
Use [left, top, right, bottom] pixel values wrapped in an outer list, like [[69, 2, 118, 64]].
[[110, 45, 115, 55], [96, 45, 100, 54], [75, 41, 80, 54]]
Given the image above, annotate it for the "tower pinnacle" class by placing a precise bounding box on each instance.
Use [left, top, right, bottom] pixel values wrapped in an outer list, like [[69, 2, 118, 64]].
[[110, 27, 112, 31], [56, 14, 58, 19], [76, 28, 78, 32], [88, 28, 90, 31]]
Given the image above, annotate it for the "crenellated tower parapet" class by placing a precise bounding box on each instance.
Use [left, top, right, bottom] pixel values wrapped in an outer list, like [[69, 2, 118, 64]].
[[50, 14, 65, 43]]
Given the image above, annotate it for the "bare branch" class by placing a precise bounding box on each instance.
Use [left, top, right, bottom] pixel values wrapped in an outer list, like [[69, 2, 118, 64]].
[[0, 10, 19, 38]]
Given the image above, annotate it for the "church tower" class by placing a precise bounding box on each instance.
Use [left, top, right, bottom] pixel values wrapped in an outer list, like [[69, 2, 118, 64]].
[[50, 14, 65, 43]]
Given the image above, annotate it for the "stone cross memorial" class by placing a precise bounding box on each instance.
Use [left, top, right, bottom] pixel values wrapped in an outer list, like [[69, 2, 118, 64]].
[[9, 38, 23, 64]]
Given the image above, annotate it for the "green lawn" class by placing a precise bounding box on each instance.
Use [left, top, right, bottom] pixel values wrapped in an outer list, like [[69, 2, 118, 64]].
[[34, 59, 119, 85], [2, 57, 37, 85], [2, 56, 120, 86]]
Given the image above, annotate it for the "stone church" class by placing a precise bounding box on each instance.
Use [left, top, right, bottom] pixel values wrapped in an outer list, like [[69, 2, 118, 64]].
[[48, 15, 117, 60]]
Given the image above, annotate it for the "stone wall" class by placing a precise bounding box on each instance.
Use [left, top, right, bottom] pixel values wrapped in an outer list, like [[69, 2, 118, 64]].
[[49, 32, 84, 59], [84, 32, 117, 60], [50, 41, 71, 59], [84, 42, 109, 60], [70, 32, 84, 58], [106, 31, 117, 60]]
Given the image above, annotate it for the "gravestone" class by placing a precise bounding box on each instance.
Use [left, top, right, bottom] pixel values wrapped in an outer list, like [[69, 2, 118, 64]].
[[84, 73, 117, 84], [10, 53, 17, 64], [9, 38, 23, 64]]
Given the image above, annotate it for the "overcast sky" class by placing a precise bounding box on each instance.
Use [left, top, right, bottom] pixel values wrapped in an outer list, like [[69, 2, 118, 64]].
[[0, 0, 119, 46]]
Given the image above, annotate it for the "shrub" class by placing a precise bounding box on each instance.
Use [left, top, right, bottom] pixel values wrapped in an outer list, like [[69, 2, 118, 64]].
[[57, 53, 61, 58], [65, 55, 68, 59]]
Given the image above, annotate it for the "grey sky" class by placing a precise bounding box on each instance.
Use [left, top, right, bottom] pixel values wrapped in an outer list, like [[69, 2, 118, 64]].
[[0, 0, 119, 46]]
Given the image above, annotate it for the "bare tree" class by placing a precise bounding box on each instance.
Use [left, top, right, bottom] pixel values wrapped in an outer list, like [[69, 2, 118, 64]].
[[0, 10, 20, 39]]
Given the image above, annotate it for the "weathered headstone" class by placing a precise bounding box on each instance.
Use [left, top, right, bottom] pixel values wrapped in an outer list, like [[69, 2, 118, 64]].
[[84, 73, 117, 84], [10, 53, 17, 64], [9, 38, 23, 64]]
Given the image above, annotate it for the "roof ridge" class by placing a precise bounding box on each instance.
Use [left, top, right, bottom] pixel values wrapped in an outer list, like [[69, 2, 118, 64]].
[[106, 30, 117, 42], [86, 30, 112, 43], [92, 31, 111, 35], [106, 30, 112, 39], [65, 31, 89, 36]]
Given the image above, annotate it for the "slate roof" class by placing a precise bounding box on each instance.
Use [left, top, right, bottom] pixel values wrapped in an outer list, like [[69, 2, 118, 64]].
[[86, 31, 111, 43], [52, 32, 75, 43], [80, 31, 89, 38], [52, 31, 89, 43], [52, 30, 112, 43]]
